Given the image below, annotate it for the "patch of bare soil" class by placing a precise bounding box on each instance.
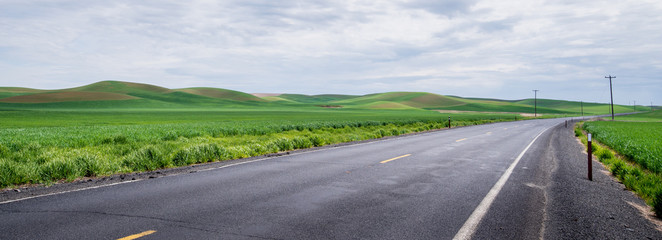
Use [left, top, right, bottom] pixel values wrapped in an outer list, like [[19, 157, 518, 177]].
[[434, 109, 541, 117]]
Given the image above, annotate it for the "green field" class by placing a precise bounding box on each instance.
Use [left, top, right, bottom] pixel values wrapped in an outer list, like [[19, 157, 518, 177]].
[[0, 80, 654, 189], [584, 121, 662, 174], [580, 110, 662, 215], [612, 110, 662, 122], [0, 108, 522, 188]]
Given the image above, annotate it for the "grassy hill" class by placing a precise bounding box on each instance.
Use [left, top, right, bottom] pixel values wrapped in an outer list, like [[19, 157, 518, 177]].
[[0, 80, 651, 115], [331, 92, 465, 109], [177, 88, 265, 102], [277, 94, 359, 104], [0, 81, 272, 109]]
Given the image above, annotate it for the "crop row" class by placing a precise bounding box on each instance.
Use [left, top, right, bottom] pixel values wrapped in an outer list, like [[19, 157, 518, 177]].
[[583, 121, 662, 174], [579, 122, 662, 216]]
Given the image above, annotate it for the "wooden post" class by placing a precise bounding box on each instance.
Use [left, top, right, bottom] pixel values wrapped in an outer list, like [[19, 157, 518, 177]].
[[588, 133, 593, 181]]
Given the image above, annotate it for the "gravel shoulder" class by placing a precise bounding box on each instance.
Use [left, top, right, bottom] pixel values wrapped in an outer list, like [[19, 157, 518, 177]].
[[544, 120, 661, 239]]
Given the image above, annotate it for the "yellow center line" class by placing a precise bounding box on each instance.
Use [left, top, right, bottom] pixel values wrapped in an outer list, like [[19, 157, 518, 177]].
[[456, 138, 467, 142], [486, 132, 492, 135], [117, 230, 156, 240], [380, 154, 411, 164]]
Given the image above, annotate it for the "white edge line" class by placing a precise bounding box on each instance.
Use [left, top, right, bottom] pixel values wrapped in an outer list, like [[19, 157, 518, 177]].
[[0, 180, 141, 205], [452, 127, 550, 240], [1, 154, 290, 205]]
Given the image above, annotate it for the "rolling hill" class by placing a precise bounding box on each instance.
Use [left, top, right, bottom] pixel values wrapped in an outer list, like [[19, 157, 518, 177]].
[[0, 80, 649, 115], [0, 81, 267, 108]]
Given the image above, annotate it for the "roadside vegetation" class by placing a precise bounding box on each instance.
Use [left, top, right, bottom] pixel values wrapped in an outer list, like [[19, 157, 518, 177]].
[[1, 80, 647, 190], [0, 109, 520, 188], [576, 110, 662, 216]]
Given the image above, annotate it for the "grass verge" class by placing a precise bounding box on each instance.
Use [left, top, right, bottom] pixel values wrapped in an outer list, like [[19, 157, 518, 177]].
[[575, 122, 662, 217], [1, 110, 520, 189]]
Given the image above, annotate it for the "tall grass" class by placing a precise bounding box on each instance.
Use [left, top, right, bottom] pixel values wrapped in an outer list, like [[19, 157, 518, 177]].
[[0, 109, 520, 188], [577, 122, 662, 217]]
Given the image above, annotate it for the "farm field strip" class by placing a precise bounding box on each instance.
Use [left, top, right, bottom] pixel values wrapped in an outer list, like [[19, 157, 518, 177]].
[[0, 109, 521, 188], [579, 110, 662, 215]]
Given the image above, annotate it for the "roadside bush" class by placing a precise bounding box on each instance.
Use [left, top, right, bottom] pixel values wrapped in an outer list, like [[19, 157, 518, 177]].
[[192, 144, 229, 163], [172, 144, 230, 166], [0, 159, 27, 187], [596, 148, 614, 161], [291, 137, 312, 149], [589, 142, 598, 153], [40, 160, 79, 182], [74, 155, 102, 177], [308, 135, 326, 147], [123, 146, 168, 171], [272, 138, 294, 151], [610, 161, 628, 177], [574, 127, 583, 137]]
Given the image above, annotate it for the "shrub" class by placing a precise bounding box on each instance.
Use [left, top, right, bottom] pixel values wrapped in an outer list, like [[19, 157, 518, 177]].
[[610, 161, 627, 177], [291, 137, 312, 149], [40, 160, 79, 182], [596, 149, 614, 161], [273, 138, 294, 151], [74, 155, 102, 177], [123, 146, 168, 171], [0, 159, 27, 187], [589, 142, 598, 153], [574, 127, 583, 137], [308, 135, 326, 147], [172, 144, 229, 166]]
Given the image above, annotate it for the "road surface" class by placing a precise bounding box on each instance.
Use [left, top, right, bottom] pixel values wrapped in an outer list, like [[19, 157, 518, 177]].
[[1, 118, 660, 239]]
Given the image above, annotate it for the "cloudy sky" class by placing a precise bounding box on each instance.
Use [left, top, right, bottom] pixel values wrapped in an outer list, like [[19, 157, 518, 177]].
[[1, 0, 661, 104]]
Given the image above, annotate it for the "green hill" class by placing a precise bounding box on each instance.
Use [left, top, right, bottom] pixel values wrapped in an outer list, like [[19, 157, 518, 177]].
[[0, 91, 138, 103], [177, 88, 265, 102], [277, 94, 359, 104], [333, 92, 465, 109], [69, 81, 171, 94], [0, 81, 270, 109], [0, 80, 648, 115]]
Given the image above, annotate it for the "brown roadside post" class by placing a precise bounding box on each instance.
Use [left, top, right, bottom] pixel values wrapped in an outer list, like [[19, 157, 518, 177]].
[[448, 116, 451, 129], [588, 133, 593, 181]]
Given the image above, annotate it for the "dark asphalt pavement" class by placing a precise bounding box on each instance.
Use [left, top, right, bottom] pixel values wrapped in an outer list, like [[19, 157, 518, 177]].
[[1, 118, 660, 239]]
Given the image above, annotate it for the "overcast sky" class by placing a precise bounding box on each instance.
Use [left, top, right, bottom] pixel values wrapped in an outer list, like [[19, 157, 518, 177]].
[[1, 0, 661, 104]]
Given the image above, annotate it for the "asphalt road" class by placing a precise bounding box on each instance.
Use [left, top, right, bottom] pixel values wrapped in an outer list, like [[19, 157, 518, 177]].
[[1, 118, 660, 239]]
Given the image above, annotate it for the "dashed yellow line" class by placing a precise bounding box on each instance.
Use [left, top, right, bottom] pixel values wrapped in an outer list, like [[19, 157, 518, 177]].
[[380, 154, 411, 164], [486, 132, 492, 135], [117, 230, 156, 240], [456, 138, 467, 142]]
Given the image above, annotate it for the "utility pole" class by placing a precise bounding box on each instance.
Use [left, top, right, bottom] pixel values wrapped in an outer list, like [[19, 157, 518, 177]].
[[633, 100, 636, 112], [533, 90, 539, 117], [605, 75, 615, 120], [581, 101, 584, 116]]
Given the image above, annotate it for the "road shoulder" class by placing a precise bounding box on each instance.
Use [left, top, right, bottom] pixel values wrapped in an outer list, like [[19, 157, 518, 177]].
[[544, 121, 661, 239]]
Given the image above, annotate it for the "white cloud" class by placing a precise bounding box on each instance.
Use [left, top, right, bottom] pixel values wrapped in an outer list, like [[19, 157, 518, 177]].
[[0, 0, 660, 104]]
